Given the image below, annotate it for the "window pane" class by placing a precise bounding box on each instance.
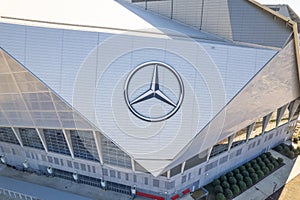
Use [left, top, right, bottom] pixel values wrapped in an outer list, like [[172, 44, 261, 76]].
[[250, 117, 264, 139], [19, 128, 44, 150], [44, 129, 71, 156], [265, 111, 277, 132], [70, 130, 99, 162]]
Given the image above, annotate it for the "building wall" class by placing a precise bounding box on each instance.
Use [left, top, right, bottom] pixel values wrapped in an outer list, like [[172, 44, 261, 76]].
[[0, 120, 296, 198]]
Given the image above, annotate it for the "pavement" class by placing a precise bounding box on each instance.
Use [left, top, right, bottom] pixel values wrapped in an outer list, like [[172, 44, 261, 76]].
[[233, 148, 300, 200], [0, 165, 132, 200]]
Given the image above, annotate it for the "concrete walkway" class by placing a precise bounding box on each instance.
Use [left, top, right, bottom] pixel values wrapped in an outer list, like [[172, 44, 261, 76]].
[[234, 149, 300, 200], [0, 165, 131, 200]]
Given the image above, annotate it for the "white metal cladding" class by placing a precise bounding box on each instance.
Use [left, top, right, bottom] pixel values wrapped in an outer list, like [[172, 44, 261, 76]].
[[147, 0, 172, 18], [172, 0, 203, 29], [0, 22, 277, 175], [227, 0, 292, 48], [201, 0, 233, 40], [131, 0, 292, 48], [166, 39, 300, 172]]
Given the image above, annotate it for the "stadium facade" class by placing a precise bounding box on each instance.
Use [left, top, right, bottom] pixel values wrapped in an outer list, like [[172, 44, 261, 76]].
[[0, 0, 300, 199]]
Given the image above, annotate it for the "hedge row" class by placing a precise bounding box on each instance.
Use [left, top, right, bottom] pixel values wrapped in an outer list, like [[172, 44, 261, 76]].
[[209, 152, 283, 200], [274, 143, 300, 159]]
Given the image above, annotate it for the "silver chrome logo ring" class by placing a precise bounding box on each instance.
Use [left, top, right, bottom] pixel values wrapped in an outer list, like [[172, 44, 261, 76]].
[[124, 61, 184, 122]]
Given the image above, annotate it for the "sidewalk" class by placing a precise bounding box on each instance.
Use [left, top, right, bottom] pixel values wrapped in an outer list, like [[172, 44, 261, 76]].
[[234, 149, 300, 200], [0, 165, 131, 200]]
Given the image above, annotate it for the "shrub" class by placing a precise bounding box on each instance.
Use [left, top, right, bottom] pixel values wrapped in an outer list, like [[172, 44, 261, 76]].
[[220, 175, 227, 182], [228, 176, 237, 185], [283, 146, 290, 154], [245, 162, 252, 168], [233, 168, 240, 174], [256, 170, 264, 179], [258, 161, 266, 168], [222, 181, 230, 189], [244, 177, 253, 187], [224, 188, 233, 199], [277, 157, 283, 164], [214, 185, 223, 193], [272, 160, 279, 167], [239, 165, 246, 172], [250, 159, 257, 165], [287, 151, 295, 158], [238, 181, 247, 191], [212, 179, 221, 186], [263, 158, 271, 164], [253, 164, 261, 171], [248, 167, 255, 173], [293, 149, 299, 155], [265, 152, 272, 158], [260, 154, 267, 159], [267, 163, 274, 171], [250, 173, 258, 182], [288, 144, 294, 151], [275, 145, 283, 152], [242, 170, 249, 177], [235, 173, 243, 181], [269, 157, 276, 163], [231, 184, 240, 196], [216, 193, 226, 200], [226, 171, 234, 178], [256, 157, 262, 163], [262, 166, 270, 174]]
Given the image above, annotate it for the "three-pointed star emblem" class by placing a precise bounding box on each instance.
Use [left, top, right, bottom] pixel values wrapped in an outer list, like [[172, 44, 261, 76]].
[[130, 64, 177, 107], [124, 61, 184, 122]]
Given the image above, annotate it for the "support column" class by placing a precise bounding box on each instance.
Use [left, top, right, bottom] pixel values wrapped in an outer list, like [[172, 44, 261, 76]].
[[11, 127, 23, 147], [262, 113, 272, 134], [62, 129, 74, 158], [228, 134, 235, 151], [289, 100, 300, 121], [206, 147, 213, 161], [167, 170, 171, 179], [246, 123, 255, 142], [93, 131, 104, 165], [181, 161, 186, 174], [131, 158, 136, 172], [36, 128, 48, 152]]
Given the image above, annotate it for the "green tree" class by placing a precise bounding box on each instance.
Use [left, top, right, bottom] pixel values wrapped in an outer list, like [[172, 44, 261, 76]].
[[216, 193, 226, 200]]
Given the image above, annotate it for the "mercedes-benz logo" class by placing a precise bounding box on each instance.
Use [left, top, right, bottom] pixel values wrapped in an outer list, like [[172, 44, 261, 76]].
[[124, 61, 184, 122]]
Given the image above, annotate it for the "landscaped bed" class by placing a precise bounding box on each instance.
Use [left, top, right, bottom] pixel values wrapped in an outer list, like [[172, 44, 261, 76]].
[[273, 143, 300, 159], [203, 152, 284, 200]]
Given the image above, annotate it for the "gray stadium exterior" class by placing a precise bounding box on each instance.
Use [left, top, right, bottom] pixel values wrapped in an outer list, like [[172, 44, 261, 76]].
[[0, 0, 300, 199]]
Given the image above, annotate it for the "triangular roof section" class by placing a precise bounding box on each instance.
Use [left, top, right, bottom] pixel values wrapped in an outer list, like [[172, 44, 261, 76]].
[[0, 48, 133, 166], [166, 38, 300, 173]]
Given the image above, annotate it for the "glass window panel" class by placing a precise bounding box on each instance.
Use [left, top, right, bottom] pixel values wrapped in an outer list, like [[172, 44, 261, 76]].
[[184, 153, 207, 171], [43, 129, 71, 156], [292, 104, 300, 121], [0, 127, 19, 145], [265, 111, 277, 132], [101, 134, 131, 169], [70, 130, 99, 162], [250, 117, 264, 139], [279, 106, 289, 127], [232, 127, 247, 148], [19, 128, 44, 150], [211, 137, 229, 157]]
